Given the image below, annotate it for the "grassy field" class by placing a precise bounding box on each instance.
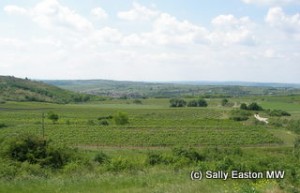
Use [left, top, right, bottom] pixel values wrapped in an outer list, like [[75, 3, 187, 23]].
[[0, 96, 299, 193]]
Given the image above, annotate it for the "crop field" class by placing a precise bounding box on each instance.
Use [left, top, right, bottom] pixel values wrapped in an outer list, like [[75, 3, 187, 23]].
[[0, 96, 300, 193]]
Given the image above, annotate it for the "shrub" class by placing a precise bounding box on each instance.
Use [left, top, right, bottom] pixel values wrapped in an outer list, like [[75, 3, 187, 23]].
[[169, 98, 187, 107], [187, 100, 198, 107], [294, 137, 300, 149], [217, 157, 235, 171], [288, 120, 300, 134], [146, 152, 163, 166], [172, 147, 204, 163], [247, 103, 263, 111], [99, 120, 109, 126], [0, 123, 7, 129], [197, 99, 208, 107], [1, 134, 73, 169], [221, 98, 229, 106], [229, 110, 251, 121], [267, 109, 291, 117], [114, 112, 129, 125], [0, 159, 18, 180], [187, 99, 208, 107], [47, 112, 59, 124], [107, 157, 135, 172], [87, 120, 95, 125], [240, 103, 248, 110], [93, 152, 110, 164], [133, 99, 142, 104], [98, 115, 113, 120], [230, 116, 249, 121]]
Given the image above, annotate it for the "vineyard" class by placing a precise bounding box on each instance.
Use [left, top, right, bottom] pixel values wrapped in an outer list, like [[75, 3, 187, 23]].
[[0, 96, 300, 193]]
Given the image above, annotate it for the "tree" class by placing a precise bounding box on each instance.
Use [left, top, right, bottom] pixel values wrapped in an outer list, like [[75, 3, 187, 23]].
[[240, 103, 248, 110], [221, 98, 229, 106], [247, 103, 263, 111], [169, 99, 187, 107], [197, 99, 208, 107], [114, 112, 129, 125], [2, 134, 73, 168], [187, 100, 198, 107], [240, 103, 263, 111], [48, 112, 59, 124]]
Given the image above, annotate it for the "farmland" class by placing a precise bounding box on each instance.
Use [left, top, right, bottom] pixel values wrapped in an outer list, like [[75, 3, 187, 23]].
[[0, 95, 300, 193]]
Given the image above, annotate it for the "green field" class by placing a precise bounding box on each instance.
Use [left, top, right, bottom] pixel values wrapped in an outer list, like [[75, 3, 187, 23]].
[[0, 96, 300, 193]]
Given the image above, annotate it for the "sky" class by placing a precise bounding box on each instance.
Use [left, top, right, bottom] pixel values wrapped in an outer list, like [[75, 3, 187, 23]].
[[0, 0, 300, 83]]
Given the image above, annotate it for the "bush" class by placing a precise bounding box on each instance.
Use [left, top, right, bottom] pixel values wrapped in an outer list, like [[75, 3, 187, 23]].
[[267, 109, 291, 117], [1, 134, 74, 169], [0, 159, 17, 180], [0, 123, 7, 129], [93, 152, 110, 164], [187, 100, 198, 107], [229, 110, 251, 121], [107, 157, 135, 172], [230, 116, 249, 121], [240, 103, 263, 110], [114, 112, 129, 125], [187, 99, 208, 107], [197, 99, 208, 107], [169, 98, 187, 107], [47, 112, 59, 124], [87, 120, 95, 125], [146, 152, 163, 166], [221, 98, 229, 106], [240, 103, 248, 110], [172, 147, 204, 163], [98, 115, 113, 120], [288, 120, 300, 134], [133, 99, 142, 104], [247, 103, 263, 111], [99, 120, 109, 126]]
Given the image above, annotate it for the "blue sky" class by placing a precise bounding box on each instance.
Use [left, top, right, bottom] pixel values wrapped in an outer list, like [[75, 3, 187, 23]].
[[1, 0, 300, 83]]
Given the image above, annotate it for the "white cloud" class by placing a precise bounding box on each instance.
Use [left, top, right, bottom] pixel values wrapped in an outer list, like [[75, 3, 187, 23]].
[[5, 0, 93, 32], [209, 14, 256, 45], [121, 13, 209, 46], [2, 1, 300, 83], [266, 7, 300, 39], [91, 7, 108, 20], [118, 2, 159, 21], [150, 13, 209, 45], [0, 38, 25, 48], [93, 27, 123, 43], [4, 5, 27, 15], [242, 0, 300, 6], [32, 0, 93, 32]]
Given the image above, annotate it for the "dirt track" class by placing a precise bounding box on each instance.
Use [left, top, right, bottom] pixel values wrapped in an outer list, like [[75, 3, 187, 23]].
[[254, 114, 269, 124]]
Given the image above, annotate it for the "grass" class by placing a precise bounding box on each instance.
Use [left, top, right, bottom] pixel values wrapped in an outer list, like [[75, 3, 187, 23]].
[[0, 167, 284, 193], [0, 96, 299, 193]]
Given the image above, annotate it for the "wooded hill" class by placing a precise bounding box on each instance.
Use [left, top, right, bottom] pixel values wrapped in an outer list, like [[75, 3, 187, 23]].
[[0, 76, 91, 103], [44, 79, 300, 99]]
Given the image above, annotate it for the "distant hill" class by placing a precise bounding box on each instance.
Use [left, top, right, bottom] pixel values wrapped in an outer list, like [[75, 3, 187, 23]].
[[0, 76, 91, 103], [43, 79, 300, 99]]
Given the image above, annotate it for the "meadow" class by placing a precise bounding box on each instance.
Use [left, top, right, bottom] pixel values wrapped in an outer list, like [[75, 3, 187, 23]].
[[0, 96, 299, 193]]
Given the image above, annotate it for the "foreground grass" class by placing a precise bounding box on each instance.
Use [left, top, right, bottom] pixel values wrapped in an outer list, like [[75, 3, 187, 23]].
[[0, 168, 283, 193], [0, 96, 299, 193]]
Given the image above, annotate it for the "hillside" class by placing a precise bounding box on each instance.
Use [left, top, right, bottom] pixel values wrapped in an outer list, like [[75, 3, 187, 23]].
[[0, 76, 91, 103], [44, 79, 300, 99]]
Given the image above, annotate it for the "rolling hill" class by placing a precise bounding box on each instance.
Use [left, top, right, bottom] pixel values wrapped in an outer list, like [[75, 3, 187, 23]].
[[0, 76, 91, 103], [43, 79, 300, 99]]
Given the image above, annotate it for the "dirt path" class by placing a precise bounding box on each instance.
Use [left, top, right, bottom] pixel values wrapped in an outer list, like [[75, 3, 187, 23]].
[[254, 114, 269, 124]]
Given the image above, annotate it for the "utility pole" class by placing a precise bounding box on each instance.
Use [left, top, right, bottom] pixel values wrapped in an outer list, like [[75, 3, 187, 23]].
[[42, 112, 45, 139]]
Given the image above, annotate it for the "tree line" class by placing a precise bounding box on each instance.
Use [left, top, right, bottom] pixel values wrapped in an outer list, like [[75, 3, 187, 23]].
[[169, 98, 208, 107]]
